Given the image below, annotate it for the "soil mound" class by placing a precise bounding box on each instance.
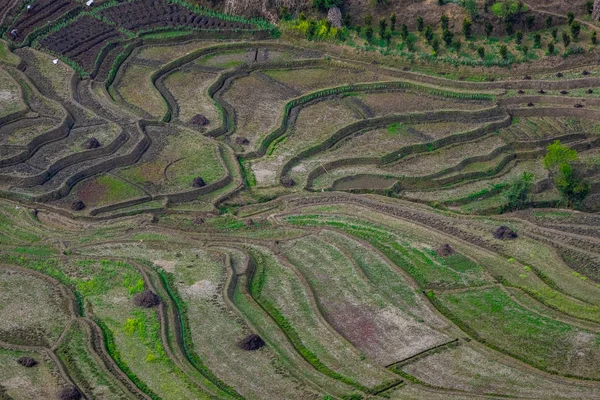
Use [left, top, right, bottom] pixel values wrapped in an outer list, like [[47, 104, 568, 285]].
[[436, 244, 456, 257], [191, 114, 209, 126], [17, 356, 37, 367], [281, 176, 295, 187], [83, 137, 101, 149], [57, 386, 82, 400], [239, 334, 265, 351], [493, 226, 518, 240], [193, 216, 204, 225], [133, 290, 160, 308], [71, 200, 85, 211], [192, 177, 206, 188], [235, 136, 250, 145]]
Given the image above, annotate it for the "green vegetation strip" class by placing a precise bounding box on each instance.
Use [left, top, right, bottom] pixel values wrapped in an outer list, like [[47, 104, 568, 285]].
[[156, 268, 244, 400], [246, 250, 372, 394]]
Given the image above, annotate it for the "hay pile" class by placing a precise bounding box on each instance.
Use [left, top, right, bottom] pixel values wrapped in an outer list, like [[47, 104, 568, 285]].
[[133, 290, 160, 308], [191, 114, 209, 126], [239, 334, 265, 351], [493, 226, 518, 240], [235, 137, 250, 145], [17, 356, 37, 367], [71, 200, 85, 211], [57, 386, 82, 400], [193, 216, 204, 225], [192, 177, 206, 188], [436, 244, 456, 257], [281, 176, 295, 187], [83, 137, 101, 149]]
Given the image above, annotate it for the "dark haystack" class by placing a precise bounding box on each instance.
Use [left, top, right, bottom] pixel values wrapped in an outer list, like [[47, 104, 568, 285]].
[[517, 90, 525, 94], [587, 89, 594, 94], [527, 102, 534, 107], [487, 77, 495, 82], [71, 200, 85, 211], [458, 76, 465, 81], [193, 216, 204, 225], [574, 104, 584, 108], [83, 137, 101, 149], [57, 386, 82, 400], [235, 136, 250, 145], [538, 89, 546, 94], [556, 72, 563, 78], [191, 114, 209, 126], [133, 290, 160, 308], [17, 356, 37, 367], [436, 244, 456, 257], [523, 75, 531, 80], [560, 90, 569, 95], [192, 177, 206, 188], [493, 226, 518, 240], [280, 176, 295, 187], [402, 66, 410, 71], [244, 218, 254, 227], [239, 334, 265, 351], [582, 70, 590, 75]]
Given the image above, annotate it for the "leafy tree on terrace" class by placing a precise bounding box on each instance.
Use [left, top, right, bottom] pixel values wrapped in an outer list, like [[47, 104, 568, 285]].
[[570, 21, 581, 40], [587, 0, 594, 15], [551, 27, 558, 40], [379, 18, 387, 38], [547, 41, 555, 54], [567, 11, 575, 25], [544, 140, 578, 169], [545, 16, 553, 28], [365, 26, 374, 42], [562, 31, 571, 47], [400, 24, 409, 40], [431, 37, 441, 54], [453, 38, 462, 52], [515, 30, 523, 44], [364, 14, 373, 26], [592, 31, 597, 44], [525, 15, 535, 30], [441, 14, 449, 30], [544, 141, 590, 206], [463, 18, 472, 38], [443, 28, 454, 46], [503, 171, 534, 211], [478, 46, 485, 58], [313, 0, 342, 10], [417, 16, 424, 31], [390, 13, 397, 31], [499, 44, 508, 59], [462, 0, 478, 17], [485, 21, 494, 37], [424, 25, 434, 43], [533, 33, 541, 47]]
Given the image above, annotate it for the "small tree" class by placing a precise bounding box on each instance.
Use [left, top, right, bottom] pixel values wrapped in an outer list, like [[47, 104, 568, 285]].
[[364, 14, 373, 26], [567, 11, 575, 25], [505, 20, 513, 35], [485, 21, 493, 37], [551, 27, 558, 40], [525, 15, 535, 30], [548, 41, 555, 54], [521, 44, 529, 55], [442, 28, 454, 46], [400, 24, 409, 40], [463, 18, 472, 39], [562, 31, 571, 47], [499, 44, 508, 59], [438, 0, 445, 5], [365, 26, 374, 42], [417, 16, 424, 32], [592, 31, 597, 45], [503, 171, 535, 211], [424, 24, 434, 43], [379, 18, 387, 38], [383, 29, 392, 46], [570, 21, 581, 40], [453, 38, 462, 53], [587, 0, 594, 14], [515, 30, 523, 45], [544, 140, 578, 169], [431, 37, 441, 54], [545, 16, 553, 29], [478, 46, 485, 58], [440, 14, 449, 30], [533, 33, 541, 47], [390, 13, 397, 31]]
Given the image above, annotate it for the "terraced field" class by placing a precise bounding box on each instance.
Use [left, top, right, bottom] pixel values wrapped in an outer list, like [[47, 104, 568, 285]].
[[0, 0, 600, 398]]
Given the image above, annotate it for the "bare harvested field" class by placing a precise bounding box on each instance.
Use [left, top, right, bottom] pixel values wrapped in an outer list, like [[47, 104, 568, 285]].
[[1, 0, 600, 398]]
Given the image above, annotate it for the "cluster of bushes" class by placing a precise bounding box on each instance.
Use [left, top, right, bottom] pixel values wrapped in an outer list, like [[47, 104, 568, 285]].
[[544, 140, 590, 207], [286, 14, 346, 41]]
